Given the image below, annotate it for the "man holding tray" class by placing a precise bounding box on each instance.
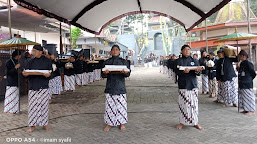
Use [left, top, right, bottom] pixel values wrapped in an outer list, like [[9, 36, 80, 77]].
[[22, 45, 52, 133], [74, 55, 84, 87], [62, 56, 76, 92], [175, 44, 203, 130], [102, 45, 130, 132]]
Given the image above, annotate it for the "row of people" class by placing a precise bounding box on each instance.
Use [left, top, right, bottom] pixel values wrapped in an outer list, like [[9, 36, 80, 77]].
[[160, 45, 256, 130], [3, 45, 105, 133], [143, 52, 158, 67]]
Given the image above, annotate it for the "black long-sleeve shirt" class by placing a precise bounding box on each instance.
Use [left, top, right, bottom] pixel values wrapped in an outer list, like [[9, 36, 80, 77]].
[[62, 62, 75, 76], [238, 60, 256, 89], [216, 57, 238, 82], [207, 58, 217, 80], [87, 63, 94, 72], [199, 57, 208, 75], [74, 60, 84, 74], [101, 56, 130, 95], [51, 60, 61, 79], [25, 56, 52, 90], [175, 55, 200, 90], [83, 61, 89, 73], [6, 58, 19, 86]]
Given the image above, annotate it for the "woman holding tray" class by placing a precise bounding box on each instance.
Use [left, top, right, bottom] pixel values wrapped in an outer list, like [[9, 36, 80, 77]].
[[102, 45, 130, 132]]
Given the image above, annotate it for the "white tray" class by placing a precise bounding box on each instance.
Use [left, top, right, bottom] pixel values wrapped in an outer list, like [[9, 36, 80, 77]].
[[24, 70, 51, 75], [102, 65, 130, 72], [177, 66, 205, 71]]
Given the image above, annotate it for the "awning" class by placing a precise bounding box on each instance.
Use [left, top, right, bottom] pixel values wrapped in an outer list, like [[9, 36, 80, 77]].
[[0, 5, 58, 32], [14, 0, 231, 34]]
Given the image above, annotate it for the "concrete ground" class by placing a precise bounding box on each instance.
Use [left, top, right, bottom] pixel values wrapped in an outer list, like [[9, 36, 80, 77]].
[[0, 67, 257, 144]]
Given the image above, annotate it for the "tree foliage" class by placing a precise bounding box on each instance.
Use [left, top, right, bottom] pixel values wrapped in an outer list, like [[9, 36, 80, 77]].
[[71, 27, 81, 49], [250, 0, 257, 17]]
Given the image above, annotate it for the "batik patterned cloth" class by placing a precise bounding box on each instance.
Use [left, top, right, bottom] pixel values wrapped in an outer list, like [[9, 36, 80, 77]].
[[238, 88, 255, 112], [104, 93, 128, 126], [82, 72, 89, 85], [202, 74, 209, 93], [220, 77, 238, 105], [64, 75, 75, 91], [75, 74, 83, 86], [208, 78, 218, 97], [4, 86, 19, 113], [178, 88, 199, 126], [49, 76, 63, 95], [28, 89, 50, 126]]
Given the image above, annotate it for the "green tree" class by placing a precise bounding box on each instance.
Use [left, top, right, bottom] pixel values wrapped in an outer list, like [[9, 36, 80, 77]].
[[71, 27, 81, 49], [250, 0, 257, 17]]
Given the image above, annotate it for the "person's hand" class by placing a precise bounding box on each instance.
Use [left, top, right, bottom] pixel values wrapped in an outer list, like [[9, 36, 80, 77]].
[[43, 72, 51, 78], [195, 66, 203, 73], [120, 69, 128, 74], [15, 63, 20, 69], [203, 60, 207, 63], [218, 80, 221, 85], [3, 75, 7, 79], [236, 62, 241, 68], [183, 68, 190, 73], [103, 70, 110, 74], [233, 49, 239, 55], [22, 71, 29, 77]]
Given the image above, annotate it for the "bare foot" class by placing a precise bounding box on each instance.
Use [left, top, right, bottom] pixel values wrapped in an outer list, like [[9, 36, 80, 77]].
[[233, 104, 238, 107], [43, 125, 51, 131], [208, 95, 212, 98], [176, 123, 184, 129], [27, 126, 35, 133], [49, 99, 52, 104], [245, 112, 255, 115], [63, 90, 67, 92], [240, 111, 247, 113], [194, 124, 203, 130], [72, 90, 75, 92], [104, 125, 111, 132], [120, 125, 126, 131], [222, 104, 226, 107], [5, 112, 14, 115], [213, 100, 219, 103]]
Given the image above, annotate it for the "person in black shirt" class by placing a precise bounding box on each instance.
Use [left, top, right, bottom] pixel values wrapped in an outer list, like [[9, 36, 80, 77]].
[[82, 57, 89, 86], [237, 50, 256, 115], [207, 52, 218, 98], [4, 50, 21, 114], [167, 55, 173, 79], [199, 50, 209, 94], [175, 44, 203, 130], [216, 48, 238, 107], [193, 53, 198, 60], [22, 45, 52, 133], [160, 56, 164, 73], [62, 56, 76, 92], [87, 58, 94, 83], [126, 56, 131, 80], [94, 57, 101, 81], [74, 55, 84, 87], [102, 45, 130, 132], [48, 53, 63, 100]]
